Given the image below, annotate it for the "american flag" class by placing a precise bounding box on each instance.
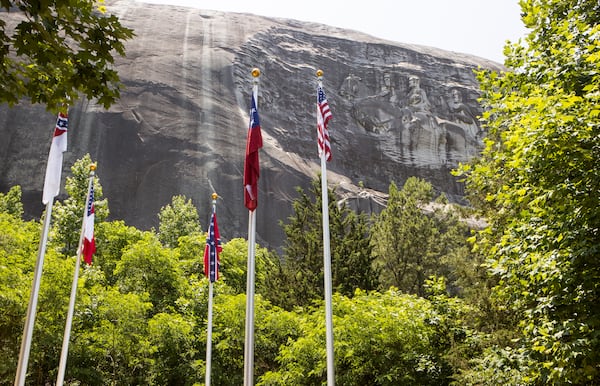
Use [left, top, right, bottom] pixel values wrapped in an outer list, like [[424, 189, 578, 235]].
[[317, 85, 333, 161], [204, 209, 222, 282], [82, 181, 96, 265]]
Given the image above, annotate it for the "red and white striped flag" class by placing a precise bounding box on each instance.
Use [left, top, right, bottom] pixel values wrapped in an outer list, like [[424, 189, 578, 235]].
[[317, 85, 332, 161], [42, 112, 68, 204], [82, 181, 96, 265]]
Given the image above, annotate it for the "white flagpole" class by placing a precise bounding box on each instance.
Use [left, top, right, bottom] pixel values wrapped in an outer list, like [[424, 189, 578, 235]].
[[243, 210, 256, 386], [317, 69, 335, 386], [205, 282, 214, 385], [243, 69, 260, 386], [14, 200, 54, 386], [15, 109, 69, 386], [205, 192, 218, 386], [56, 164, 95, 385]]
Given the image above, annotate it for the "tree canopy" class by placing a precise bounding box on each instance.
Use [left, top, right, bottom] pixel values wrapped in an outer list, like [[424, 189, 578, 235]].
[[271, 178, 378, 309], [0, 0, 134, 111], [457, 0, 600, 383]]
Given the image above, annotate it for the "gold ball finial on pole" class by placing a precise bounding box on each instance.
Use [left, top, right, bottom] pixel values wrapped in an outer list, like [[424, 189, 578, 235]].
[[89, 163, 97, 173], [251, 68, 260, 78], [211, 192, 218, 201], [316, 69, 324, 77]]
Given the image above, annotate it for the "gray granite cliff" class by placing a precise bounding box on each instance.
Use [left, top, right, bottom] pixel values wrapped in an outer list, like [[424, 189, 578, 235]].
[[0, 1, 503, 250]]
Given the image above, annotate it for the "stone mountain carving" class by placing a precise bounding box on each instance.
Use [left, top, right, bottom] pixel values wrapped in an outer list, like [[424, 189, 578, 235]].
[[0, 0, 503, 251], [343, 70, 483, 168]]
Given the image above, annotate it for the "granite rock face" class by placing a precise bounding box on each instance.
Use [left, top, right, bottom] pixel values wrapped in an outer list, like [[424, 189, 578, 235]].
[[0, 1, 503, 250]]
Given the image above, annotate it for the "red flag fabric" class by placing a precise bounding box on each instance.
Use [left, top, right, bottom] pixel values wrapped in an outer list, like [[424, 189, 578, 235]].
[[317, 85, 333, 161], [243, 93, 263, 211], [82, 181, 96, 265], [203, 209, 222, 282], [42, 112, 68, 204]]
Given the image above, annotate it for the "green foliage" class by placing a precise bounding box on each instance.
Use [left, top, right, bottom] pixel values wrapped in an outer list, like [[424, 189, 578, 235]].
[[371, 177, 475, 297], [93, 220, 143, 285], [451, 346, 530, 386], [0, 0, 134, 111], [70, 285, 154, 385], [146, 312, 200, 385], [158, 195, 202, 248], [219, 237, 276, 295], [0, 185, 482, 385], [0, 185, 24, 218], [457, 0, 600, 383], [114, 232, 186, 314], [0, 213, 39, 383], [211, 294, 301, 386], [273, 178, 378, 309], [260, 289, 471, 386], [51, 154, 108, 256], [28, 247, 74, 384]]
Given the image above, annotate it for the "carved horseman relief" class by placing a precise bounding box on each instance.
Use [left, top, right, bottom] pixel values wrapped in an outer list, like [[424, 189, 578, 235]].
[[340, 71, 484, 167]]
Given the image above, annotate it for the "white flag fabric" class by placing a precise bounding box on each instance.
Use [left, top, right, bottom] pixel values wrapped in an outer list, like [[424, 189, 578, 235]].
[[42, 112, 68, 204]]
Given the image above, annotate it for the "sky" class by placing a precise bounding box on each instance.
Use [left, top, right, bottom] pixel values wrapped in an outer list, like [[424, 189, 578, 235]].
[[136, 0, 528, 63]]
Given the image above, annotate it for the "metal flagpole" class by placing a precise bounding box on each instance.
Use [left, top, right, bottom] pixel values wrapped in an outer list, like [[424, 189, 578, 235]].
[[244, 68, 260, 386], [14, 199, 54, 386], [16, 107, 69, 386], [56, 164, 96, 385], [205, 192, 218, 386], [243, 209, 256, 386], [205, 282, 214, 385], [317, 69, 335, 386]]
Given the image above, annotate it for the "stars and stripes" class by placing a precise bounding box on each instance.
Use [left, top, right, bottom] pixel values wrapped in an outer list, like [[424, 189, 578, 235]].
[[317, 85, 332, 161], [204, 208, 222, 283], [82, 181, 96, 265]]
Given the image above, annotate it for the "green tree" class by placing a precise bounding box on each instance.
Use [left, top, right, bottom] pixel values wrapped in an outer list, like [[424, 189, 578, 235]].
[[157, 195, 202, 248], [93, 220, 143, 286], [70, 286, 154, 385], [0, 213, 39, 384], [176, 233, 206, 276], [146, 312, 199, 385], [259, 289, 470, 386], [457, 0, 600, 383], [219, 237, 278, 296], [0, 0, 134, 110], [114, 232, 186, 314], [211, 293, 300, 386], [371, 178, 434, 296], [371, 177, 473, 297], [27, 248, 74, 384], [51, 154, 108, 256], [274, 178, 377, 309], [0, 185, 24, 218]]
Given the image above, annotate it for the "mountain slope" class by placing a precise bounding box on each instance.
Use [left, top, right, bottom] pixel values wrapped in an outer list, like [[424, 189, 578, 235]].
[[0, 0, 503, 249]]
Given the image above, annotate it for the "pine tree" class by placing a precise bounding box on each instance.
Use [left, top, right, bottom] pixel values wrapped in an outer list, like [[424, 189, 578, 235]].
[[272, 178, 377, 309], [371, 177, 474, 297]]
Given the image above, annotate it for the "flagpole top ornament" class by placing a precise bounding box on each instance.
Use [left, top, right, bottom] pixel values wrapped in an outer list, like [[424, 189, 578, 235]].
[[316, 69, 324, 77], [251, 68, 260, 78], [211, 192, 218, 200], [89, 163, 97, 172]]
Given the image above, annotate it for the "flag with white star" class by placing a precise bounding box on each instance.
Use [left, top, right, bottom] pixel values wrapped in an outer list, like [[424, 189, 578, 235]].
[[203, 208, 222, 282]]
